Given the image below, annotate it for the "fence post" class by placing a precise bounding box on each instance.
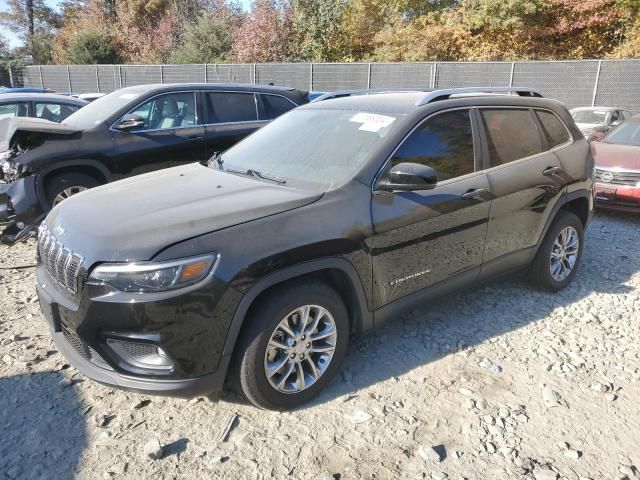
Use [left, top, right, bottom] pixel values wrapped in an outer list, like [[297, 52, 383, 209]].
[[252, 63, 257, 84], [592, 60, 602, 107], [204, 64, 208, 83], [38, 66, 44, 89], [431, 63, 438, 89], [8, 67, 14, 87], [367, 63, 371, 89], [119, 65, 123, 88], [67, 65, 72, 92], [95, 65, 100, 92], [309, 63, 314, 91], [509, 62, 515, 88], [160, 65, 164, 84]]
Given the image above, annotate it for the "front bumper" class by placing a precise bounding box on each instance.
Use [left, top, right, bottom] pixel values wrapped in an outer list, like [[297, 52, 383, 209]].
[[36, 260, 243, 398], [594, 182, 640, 213], [0, 176, 45, 245]]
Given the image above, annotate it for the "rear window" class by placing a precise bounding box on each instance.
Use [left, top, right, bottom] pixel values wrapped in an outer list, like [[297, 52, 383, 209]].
[[535, 110, 570, 148], [258, 94, 297, 120], [205, 92, 257, 123], [480, 109, 542, 167]]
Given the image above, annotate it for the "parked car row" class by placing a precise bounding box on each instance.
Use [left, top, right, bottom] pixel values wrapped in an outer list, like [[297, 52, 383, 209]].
[[5, 85, 594, 410], [0, 83, 309, 244]]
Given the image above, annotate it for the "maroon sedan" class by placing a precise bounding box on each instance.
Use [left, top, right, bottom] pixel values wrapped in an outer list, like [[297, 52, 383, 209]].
[[592, 114, 640, 213]]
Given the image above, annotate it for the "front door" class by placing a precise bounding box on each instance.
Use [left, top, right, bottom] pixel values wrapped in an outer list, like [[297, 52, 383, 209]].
[[110, 91, 206, 178], [369, 109, 491, 308]]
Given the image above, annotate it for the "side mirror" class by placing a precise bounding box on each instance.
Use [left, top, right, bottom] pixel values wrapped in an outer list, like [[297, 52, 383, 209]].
[[378, 162, 438, 191], [114, 114, 145, 131]]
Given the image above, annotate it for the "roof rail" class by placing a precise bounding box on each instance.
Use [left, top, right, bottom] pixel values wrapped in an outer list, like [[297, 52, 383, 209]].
[[414, 87, 543, 106], [312, 88, 432, 103]]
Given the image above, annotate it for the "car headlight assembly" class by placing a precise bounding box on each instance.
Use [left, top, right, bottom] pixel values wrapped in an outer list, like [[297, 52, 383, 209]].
[[88, 254, 218, 293]]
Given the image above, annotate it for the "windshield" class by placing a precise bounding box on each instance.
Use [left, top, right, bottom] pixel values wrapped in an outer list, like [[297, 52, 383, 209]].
[[62, 89, 145, 129], [602, 120, 640, 146], [571, 110, 608, 124], [217, 108, 400, 190]]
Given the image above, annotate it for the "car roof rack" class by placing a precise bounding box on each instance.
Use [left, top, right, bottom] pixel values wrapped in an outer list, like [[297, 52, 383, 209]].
[[312, 88, 431, 103], [414, 87, 543, 106]]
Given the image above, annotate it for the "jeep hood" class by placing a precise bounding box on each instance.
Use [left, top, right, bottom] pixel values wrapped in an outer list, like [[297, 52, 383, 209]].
[[45, 163, 323, 262], [0, 117, 80, 152]]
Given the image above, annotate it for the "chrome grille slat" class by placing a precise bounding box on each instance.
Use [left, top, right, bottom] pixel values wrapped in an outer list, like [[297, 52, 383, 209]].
[[595, 168, 640, 187], [38, 223, 84, 294]]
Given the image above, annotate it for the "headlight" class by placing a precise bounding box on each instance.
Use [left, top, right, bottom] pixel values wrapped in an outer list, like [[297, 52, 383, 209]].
[[88, 254, 218, 293]]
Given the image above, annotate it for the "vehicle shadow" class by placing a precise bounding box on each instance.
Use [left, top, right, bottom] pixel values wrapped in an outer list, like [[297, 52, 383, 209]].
[[0, 371, 87, 479], [307, 210, 639, 407]]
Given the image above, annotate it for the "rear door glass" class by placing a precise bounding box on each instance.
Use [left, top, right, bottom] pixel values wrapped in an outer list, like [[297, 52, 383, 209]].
[[535, 110, 570, 148], [480, 109, 542, 167], [205, 92, 257, 124], [35, 103, 80, 122], [258, 94, 297, 120], [0, 102, 28, 120]]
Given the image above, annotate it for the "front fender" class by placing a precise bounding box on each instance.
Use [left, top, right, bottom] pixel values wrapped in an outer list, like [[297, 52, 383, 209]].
[[0, 175, 45, 245]]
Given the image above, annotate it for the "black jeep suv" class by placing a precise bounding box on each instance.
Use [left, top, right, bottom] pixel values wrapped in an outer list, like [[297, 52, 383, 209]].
[[0, 83, 308, 244], [36, 87, 593, 410]]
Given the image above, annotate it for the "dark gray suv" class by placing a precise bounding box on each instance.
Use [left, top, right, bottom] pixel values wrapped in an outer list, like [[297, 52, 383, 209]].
[[36, 87, 593, 410]]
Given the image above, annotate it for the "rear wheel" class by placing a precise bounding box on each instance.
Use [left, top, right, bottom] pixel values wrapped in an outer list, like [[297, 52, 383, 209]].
[[234, 281, 349, 410], [45, 172, 101, 209], [529, 211, 584, 291]]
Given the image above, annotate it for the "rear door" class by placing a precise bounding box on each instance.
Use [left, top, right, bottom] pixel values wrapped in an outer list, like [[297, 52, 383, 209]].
[[478, 107, 567, 274], [202, 91, 267, 160], [110, 91, 206, 177], [370, 108, 491, 308]]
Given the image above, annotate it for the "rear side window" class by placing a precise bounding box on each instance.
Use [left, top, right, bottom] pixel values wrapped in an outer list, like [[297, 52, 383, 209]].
[[535, 110, 570, 148], [205, 92, 257, 123], [480, 109, 542, 166], [391, 109, 475, 181], [35, 103, 80, 122], [258, 94, 297, 120]]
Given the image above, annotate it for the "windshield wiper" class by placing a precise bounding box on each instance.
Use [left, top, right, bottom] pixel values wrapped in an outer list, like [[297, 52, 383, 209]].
[[226, 168, 287, 184]]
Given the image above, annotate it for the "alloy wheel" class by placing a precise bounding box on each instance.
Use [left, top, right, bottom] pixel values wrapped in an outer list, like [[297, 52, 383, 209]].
[[549, 226, 580, 282], [52, 186, 89, 207], [263, 305, 337, 394]]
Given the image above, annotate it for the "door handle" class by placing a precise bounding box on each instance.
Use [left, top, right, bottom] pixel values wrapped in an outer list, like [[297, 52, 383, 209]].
[[186, 135, 203, 142], [461, 188, 488, 199], [542, 166, 563, 176]]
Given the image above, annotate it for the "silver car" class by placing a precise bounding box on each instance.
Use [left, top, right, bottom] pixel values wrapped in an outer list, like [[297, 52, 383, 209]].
[[570, 106, 632, 140]]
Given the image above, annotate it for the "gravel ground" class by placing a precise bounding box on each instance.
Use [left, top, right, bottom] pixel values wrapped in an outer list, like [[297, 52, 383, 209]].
[[1, 211, 639, 480]]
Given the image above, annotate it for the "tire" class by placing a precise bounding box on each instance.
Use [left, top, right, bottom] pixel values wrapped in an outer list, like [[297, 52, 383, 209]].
[[45, 172, 101, 209], [234, 281, 349, 410], [529, 211, 584, 291]]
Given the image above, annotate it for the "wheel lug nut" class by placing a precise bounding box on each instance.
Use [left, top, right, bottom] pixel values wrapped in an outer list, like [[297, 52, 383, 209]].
[[290, 353, 296, 359], [291, 341, 296, 346], [306, 343, 311, 348], [301, 335, 306, 340], [299, 354, 305, 359]]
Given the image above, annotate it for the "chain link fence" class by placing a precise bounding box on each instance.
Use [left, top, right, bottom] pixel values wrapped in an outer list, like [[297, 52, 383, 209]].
[[2, 60, 640, 111]]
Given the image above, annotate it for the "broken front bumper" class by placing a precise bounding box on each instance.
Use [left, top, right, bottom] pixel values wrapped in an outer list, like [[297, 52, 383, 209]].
[[0, 176, 45, 245]]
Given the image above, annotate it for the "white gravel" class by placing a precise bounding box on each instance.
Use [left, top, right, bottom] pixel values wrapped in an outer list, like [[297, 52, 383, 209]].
[[1, 211, 639, 480]]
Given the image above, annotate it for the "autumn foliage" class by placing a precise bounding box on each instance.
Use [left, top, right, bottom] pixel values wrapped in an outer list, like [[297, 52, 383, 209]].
[[2, 0, 640, 64]]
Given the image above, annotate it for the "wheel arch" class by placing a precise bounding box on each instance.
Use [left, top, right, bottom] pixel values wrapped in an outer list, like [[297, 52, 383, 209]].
[[535, 189, 593, 254], [221, 258, 372, 359]]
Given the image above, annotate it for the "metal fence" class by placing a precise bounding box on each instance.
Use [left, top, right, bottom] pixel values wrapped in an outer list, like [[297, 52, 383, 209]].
[[3, 60, 640, 111]]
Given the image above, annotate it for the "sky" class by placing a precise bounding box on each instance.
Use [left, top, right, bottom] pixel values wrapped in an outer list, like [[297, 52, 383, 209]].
[[0, 0, 252, 49]]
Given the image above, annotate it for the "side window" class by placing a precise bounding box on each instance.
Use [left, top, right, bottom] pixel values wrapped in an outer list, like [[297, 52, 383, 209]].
[[0, 103, 27, 120], [610, 111, 620, 124], [258, 94, 297, 120], [535, 110, 570, 149], [205, 92, 257, 124], [128, 92, 197, 130], [480, 109, 542, 167], [35, 103, 80, 122], [390, 109, 475, 182]]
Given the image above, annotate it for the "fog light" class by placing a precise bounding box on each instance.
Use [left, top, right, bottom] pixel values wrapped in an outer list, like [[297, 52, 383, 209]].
[[106, 339, 173, 372]]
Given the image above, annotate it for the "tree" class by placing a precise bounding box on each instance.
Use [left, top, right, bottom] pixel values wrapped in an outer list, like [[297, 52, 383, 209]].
[[292, 0, 347, 61], [66, 29, 121, 63], [233, 0, 294, 62], [0, 0, 60, 63], [170, 13, 232, 63]]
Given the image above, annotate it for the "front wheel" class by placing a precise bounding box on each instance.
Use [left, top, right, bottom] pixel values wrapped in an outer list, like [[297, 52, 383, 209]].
[[235, 281, 349, 410], [529, 211, 584, 291], [45, 172, 101, 209]]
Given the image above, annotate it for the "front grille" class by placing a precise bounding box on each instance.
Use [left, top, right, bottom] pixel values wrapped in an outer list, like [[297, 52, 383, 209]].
[[60, 323, 113, 370], [595, 168, 640, 187], [38, 223, 84, 294]]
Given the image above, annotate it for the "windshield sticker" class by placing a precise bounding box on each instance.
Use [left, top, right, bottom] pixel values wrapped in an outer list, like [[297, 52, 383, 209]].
[[350, 112, 395, 132]]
